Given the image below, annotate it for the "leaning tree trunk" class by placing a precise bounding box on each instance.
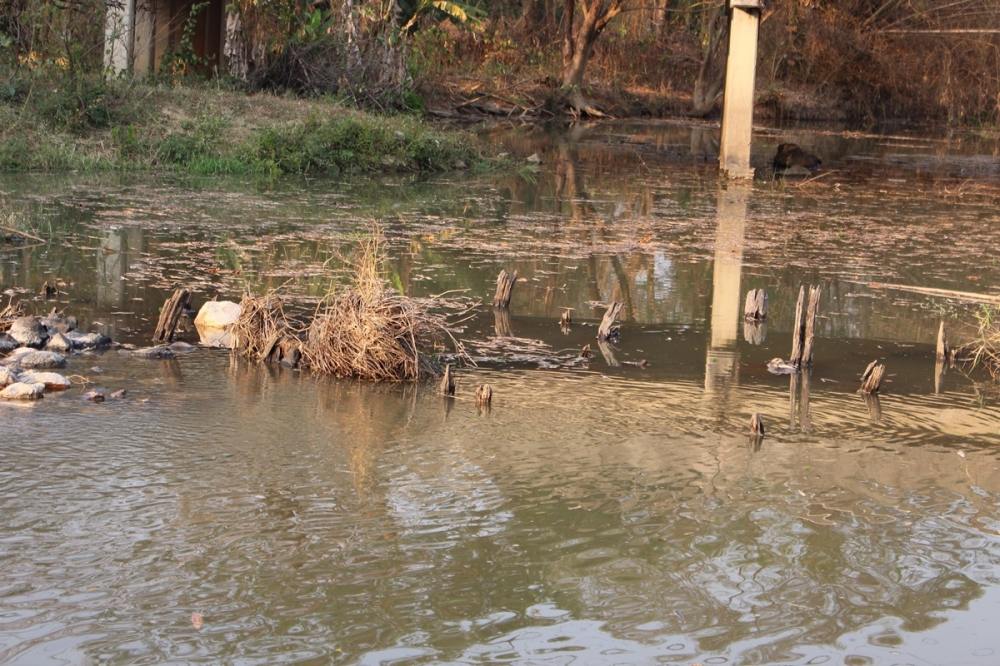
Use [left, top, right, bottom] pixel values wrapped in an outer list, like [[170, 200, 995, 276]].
[[691, 1, 729, 117]]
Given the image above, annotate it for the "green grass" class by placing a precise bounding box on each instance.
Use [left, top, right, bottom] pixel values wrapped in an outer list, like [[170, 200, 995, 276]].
[[0, 73, 484, 176]]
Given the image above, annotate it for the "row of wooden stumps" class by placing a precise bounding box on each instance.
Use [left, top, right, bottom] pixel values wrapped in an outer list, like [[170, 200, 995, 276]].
[[440, 364, 493, 410]]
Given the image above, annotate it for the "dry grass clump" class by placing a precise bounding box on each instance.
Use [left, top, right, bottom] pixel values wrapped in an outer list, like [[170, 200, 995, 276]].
[[232, 226, 461, 382], [231, 291, 300, 363], [301, 230, 455, 381], [961, 306, 1000, 380], [1, 297, 25, 332]]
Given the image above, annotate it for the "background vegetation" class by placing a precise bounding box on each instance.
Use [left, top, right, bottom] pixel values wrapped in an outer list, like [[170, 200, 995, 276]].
[[0, 0, 998, 174]]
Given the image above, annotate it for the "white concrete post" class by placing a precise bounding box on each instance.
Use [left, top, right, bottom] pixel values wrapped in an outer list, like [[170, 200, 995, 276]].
[[104, 0, 137, 75], [719, 1, 761, 179]]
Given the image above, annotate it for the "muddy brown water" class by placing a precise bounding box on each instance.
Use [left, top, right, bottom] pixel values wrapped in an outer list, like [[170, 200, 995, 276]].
[[1, 122, 999, 665]]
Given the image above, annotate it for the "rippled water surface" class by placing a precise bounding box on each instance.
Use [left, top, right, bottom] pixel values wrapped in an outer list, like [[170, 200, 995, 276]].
[[2, 122, 1000, 665]]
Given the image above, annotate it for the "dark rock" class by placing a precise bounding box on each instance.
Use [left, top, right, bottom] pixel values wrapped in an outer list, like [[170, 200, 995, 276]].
[[0, 333, 17, 354], [773, 143, 821, 173], [40, 311, 77, 334], [65, 331, 111, 349], [130, 345, 175, 360]]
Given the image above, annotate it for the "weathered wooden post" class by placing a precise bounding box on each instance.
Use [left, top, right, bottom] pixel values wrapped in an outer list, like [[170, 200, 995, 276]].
[[440, 364, 455, 396], [475, 384, 493, 408], [860, 361, 885, 394], [743, 289, 767, 321], [936, 320, 951, 362], [493, 270, 518, 309], [153, 288, 191, 343], [790, 285, 820, 368], [719, 1, 762, 179], [597, 302, 623, 341]]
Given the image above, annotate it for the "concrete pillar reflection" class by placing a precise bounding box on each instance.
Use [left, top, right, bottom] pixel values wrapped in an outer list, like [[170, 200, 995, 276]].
[[705, 183, 749, 395]]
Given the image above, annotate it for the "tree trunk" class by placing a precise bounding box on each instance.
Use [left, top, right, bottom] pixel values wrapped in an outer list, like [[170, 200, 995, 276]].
[[653, 0, 669, 38], [224, 8, 249, 82], [691, 1, 728, 117], [558, 0, 623, 116]]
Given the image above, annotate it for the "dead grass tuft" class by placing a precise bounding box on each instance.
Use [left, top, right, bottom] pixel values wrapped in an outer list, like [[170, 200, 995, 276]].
[[960, 305, 1000, 381], [0, 297, 24, 332], [232, 224, 463, 382]]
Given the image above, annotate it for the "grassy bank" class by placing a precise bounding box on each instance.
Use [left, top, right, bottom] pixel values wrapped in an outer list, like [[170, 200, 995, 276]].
[[0, 77, 482, 176]]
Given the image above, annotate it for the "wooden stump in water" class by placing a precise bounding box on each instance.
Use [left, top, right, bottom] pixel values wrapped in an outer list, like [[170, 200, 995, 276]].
[[475, 384, 493, 408], [493, 270, 518, 309], [789, 286, 806, 366], [580, 344, 592, 358], [936, 321, 951, 362], [789, 285, 820, 367], [743, 289, 767, 321], [801, 285, 821, 366], [493, 307, 513, 338], [440, 364, 455, 396], [860, 360, 885, 394], [560, 308, 573, 326], [750, 413, 765, 437], [153, 288, 191, 343], [597, 301, 623, 341]]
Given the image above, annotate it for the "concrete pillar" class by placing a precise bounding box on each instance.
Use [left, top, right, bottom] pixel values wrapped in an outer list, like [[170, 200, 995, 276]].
[[104, 0, 136, 74], [719, 1, 761, 179]]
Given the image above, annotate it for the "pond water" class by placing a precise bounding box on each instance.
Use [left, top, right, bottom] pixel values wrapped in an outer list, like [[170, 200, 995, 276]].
[[1, 122, 999, 665]]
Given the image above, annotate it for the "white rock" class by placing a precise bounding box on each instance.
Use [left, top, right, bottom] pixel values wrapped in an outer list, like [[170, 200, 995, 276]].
[[17, 371, 71, 391], [0, 382, 45, 400], [9, 317, 48, 348], [194, 301, 241, 349], [0, 366, 16, 387], [46, 332, 73, 352], [194, 301, 241, 329]]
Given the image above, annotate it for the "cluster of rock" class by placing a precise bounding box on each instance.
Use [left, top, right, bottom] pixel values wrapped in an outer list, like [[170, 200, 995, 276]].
[[1, 299, 244, 403], [0, 313, 111, 402]]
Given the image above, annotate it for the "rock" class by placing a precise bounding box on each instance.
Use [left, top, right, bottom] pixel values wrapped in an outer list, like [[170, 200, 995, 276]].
[[0, 333, 18, 354], [3, 348, 67, 369], [0, 382, 45, 400], [0, 333, 21, 354], [131, 345, 175, 360], [9, 316, 49, 348], [167, 341, 196, 353], [526, 152, 541, 164], [766, 357, 798, 375], [194, 300, 241, 349], [17, 371, 71, 391], [40, 311, 77, 334], [65, 331, 111, 349], [0, 366, 16, 387], [195, 301, 242, 329], [110, 388, 127, 399], [46, 332, 73, 352], [82, 389, 105, 402]]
